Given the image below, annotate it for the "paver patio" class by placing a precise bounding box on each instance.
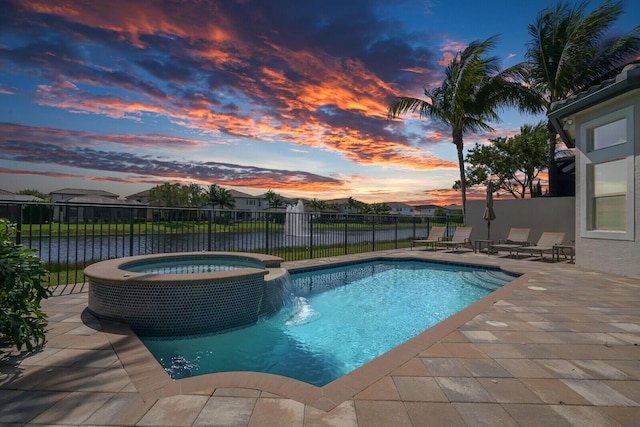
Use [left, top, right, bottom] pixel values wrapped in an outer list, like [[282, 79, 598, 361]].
[[1, 249, 639, 426]]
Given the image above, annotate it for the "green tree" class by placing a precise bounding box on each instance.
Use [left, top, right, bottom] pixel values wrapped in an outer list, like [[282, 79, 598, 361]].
[[347, 197, 367, 214], [205, 184, 235, 210], [519, 0, 640, 195], [308, 198, 328, 212], [148, 183, 188, 207], [460, 123, 548, 198], [185, 183, 205, 208], [389, 35, 541, 215], [368, 203, 391, 215], [264, 190, 286, 210], [18, 189, 53, 224], [18, 189, 50, 202], [1, 219, 51, 353], [532, 180, 544, 197], [432, 207, 448, 223]]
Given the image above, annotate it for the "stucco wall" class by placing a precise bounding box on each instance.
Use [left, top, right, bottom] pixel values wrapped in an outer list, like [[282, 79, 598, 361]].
[[466, 197, 575, 246], [571, 91, 640, 279]]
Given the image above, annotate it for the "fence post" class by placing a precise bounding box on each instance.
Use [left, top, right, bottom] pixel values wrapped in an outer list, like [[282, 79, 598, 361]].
[[394, 217, 398, 249], [16, 203, 22, 245], [413, 216, 416, 240], [309, 216, 314, 259], [265, 213, 270, 253], [344, 214, 348, 255], [129, 209, 134, 256], [207, 210, 213, 251], [371, 216, 375, 252]]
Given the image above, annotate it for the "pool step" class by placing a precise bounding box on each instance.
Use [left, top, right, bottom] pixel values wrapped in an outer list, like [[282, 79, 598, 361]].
[[459, 270, 513, 290]]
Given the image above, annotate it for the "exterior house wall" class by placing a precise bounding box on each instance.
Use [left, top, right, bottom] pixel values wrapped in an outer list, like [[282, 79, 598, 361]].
[[232, 196, 265, 221], [388, 203, 415, 215], [548, 64, 640, 278], [570, 91, 640, 278], [466, 197, 575, 245]]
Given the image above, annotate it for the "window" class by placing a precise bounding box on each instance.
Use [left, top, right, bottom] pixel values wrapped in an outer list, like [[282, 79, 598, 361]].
[[588, 159, 626, 231], [579, 105, 634, 240], [590, 118, 627, 150]]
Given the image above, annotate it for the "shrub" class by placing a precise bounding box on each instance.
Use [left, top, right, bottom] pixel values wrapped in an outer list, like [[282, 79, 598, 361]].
[[0, 218, 51, 353]]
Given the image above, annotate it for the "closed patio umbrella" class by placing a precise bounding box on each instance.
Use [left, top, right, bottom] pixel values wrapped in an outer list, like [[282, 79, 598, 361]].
[[483, 181, 496, 239]]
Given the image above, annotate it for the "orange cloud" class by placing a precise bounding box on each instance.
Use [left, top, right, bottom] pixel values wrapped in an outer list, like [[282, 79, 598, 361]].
[[17, 0, 462, 182]]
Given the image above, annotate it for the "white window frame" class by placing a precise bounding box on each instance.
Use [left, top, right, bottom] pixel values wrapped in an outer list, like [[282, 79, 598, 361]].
[[579, 105, 635, 240]]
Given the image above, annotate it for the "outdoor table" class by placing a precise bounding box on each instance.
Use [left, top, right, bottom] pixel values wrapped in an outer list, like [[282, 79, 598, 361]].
[[474, 239, 494, 255], [553, 244, 575, 263]]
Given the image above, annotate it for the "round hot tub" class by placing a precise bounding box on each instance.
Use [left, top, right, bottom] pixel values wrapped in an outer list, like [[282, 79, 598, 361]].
[[84, 252, 289, 336]]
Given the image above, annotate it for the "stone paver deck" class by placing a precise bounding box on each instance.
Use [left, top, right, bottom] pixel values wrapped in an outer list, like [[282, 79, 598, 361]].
[[1, 249, 640, 426]]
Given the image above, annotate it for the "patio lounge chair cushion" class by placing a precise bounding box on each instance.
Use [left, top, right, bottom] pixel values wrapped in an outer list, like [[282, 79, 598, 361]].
[[437, 226, 473, 251], [490, 228, 531, 255], [514, 232, 566, 260], [411, 225, 447, 250]]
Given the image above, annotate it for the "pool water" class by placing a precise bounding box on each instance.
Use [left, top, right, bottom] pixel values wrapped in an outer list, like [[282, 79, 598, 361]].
[[122, 256, 265, 274], [141, 260, 514, 386]]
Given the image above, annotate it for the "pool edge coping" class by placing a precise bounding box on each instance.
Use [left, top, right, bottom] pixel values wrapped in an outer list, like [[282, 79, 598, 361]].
[[99, 252, 532, 411]]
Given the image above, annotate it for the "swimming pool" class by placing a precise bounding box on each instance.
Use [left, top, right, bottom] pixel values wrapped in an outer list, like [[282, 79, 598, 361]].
[[141, 259, 516, 386]]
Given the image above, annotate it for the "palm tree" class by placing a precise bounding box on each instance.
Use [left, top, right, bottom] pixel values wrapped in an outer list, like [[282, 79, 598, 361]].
[[347, 196, 368, 214], [185, 183, 204, 208], [520, 0, 640, 195], [389, 35, 540, 215], [368, 203, 391, 215], [205, 184, 235, 210], [308, 198, 328, 212], [264, 190, 286, 211]]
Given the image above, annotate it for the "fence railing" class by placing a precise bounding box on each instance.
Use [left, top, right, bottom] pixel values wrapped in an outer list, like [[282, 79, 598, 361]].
[[1, 202, 461, 292]]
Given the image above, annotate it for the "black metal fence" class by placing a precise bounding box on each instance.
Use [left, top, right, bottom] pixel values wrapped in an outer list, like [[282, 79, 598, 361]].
[[1, 202, 460, 291]]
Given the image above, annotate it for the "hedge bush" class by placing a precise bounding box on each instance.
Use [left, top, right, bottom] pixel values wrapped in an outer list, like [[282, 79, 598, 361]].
[[0, 218, 51, 353]]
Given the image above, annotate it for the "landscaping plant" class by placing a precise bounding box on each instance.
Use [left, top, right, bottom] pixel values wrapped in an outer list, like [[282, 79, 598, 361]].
[[0, 218, 51, 353]]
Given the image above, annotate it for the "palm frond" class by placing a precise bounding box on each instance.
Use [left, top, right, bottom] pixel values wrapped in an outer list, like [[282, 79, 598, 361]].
[[387, 97, 432, 121]]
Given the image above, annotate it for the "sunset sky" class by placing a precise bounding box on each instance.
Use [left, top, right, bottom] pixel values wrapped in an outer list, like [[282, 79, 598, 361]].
[[1, 0, 638, 205]]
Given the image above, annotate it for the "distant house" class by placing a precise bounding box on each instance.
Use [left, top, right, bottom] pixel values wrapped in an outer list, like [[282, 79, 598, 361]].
[[444, 204, 463, 216], [325, 198, 357, 214], [0, 190, 46, 223], [125, 189, 150, 204], [387, 202, 415, 216], [48, 188, 120, 203], [413, 204, 440, 217], [48, 188, 146, 223], [549, 62, 640, 278], [228, 190, 266, 221]]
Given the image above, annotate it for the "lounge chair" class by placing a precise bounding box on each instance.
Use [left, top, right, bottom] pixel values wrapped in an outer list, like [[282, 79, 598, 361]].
[[411, 225, 446, 250], [489, 227, 531, 256], [514, 232, 566, 260], [437, 226, 473, 252]]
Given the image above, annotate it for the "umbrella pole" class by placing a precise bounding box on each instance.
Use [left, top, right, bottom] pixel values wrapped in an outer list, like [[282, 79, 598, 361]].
[[487, 221, 490, 240]]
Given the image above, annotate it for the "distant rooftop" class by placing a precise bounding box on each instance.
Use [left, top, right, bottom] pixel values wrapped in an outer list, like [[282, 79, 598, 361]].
[[49, 188, 120, 198], [64, 196, 144, 206]]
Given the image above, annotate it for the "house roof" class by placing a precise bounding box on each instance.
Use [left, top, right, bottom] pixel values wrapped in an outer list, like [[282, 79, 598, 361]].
[[0, 194, 45, 202], [324, 198, 351, 205], [386, 202, 412, 208], [125, 189, 150, 199], [49, 188, 120, 198], [228, 189, 261, 199], [413, 204, 440, 210], [549, 62, 640, 147], [63, 196, 145, 205]]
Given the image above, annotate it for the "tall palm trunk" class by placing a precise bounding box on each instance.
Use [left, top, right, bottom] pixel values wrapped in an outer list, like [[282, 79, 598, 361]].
[[546, 121, 557, 196], [453, 128, 467, 217]]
